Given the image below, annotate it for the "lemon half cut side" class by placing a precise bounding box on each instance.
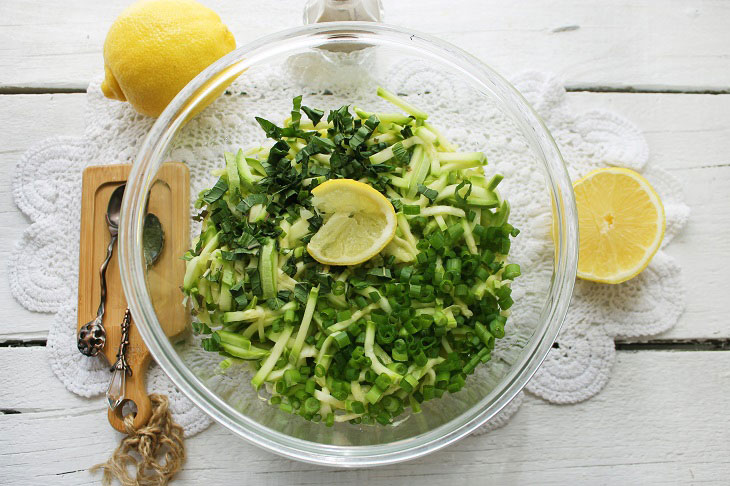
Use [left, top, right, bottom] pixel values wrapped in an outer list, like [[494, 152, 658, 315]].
[[306, 179, 397, 266], [574, 167, 665, 284]]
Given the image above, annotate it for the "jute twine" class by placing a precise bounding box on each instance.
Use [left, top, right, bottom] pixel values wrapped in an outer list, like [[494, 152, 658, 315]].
[[91, 394, 186, 486]]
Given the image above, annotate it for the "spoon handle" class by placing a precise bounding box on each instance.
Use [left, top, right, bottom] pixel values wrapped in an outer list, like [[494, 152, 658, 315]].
[[106, 308, 132, 410], [96, 233, 117, 319]]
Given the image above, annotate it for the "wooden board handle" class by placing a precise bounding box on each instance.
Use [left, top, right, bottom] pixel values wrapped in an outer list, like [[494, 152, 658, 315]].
[[107, 313, 153, 433]]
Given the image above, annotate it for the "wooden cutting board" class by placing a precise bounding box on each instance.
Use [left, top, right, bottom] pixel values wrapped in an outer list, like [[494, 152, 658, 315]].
[[77, 163, 190, 432]]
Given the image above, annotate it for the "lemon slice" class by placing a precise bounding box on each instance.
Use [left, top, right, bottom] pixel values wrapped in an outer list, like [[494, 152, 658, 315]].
[[307, 179, 397, 266], [574, 167, 665, 284]]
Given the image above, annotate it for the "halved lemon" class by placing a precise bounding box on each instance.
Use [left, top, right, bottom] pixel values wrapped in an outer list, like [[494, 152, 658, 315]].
[[307, 179, 397, 266], [574, 167, 665, 284]]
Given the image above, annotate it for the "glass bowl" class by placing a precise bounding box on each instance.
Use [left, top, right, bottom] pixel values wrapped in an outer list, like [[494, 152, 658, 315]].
[[119, 22, 578, 466]]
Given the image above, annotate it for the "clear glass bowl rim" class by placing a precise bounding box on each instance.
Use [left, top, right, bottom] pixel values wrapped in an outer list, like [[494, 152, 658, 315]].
[[119, 21, 578, 467]]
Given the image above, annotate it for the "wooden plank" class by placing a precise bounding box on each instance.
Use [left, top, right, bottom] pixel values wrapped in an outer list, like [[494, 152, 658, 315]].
[[1, 0, 729, 92], [565, 93, 730, 341], [2, 349, 728, 484], [394, 0, 730, 93], [566, 93, 730, 171], [566, 95, 730, 342], [0, 92, 728, 341], [0, 93, 86, 340], [0, 0, 297, 92], [661, 165, 730, 341], [0, 347, 100, 412]]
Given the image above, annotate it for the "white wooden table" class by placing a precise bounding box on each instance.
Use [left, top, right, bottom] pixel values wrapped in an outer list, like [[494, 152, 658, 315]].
[[1, 1, 729, 484]]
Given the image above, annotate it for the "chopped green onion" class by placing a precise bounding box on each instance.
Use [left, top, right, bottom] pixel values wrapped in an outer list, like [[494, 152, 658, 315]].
[[403, 204, 421, 215], [503, 263, 521, 280]]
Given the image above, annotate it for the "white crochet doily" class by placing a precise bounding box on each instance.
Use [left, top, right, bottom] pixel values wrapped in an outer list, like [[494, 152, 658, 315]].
[[10, 54, 687, 438]]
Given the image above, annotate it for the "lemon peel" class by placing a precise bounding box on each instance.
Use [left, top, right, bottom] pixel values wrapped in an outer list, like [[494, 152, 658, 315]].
[[101, 0, 235, 117]]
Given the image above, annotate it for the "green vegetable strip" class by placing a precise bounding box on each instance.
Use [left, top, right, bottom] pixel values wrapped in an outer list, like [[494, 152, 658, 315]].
[[350, 381, 366, 402], [221, 342, 269, 360], [382, 174, 408, 189], [429, 147, 442, 176], [423, 121, 457, 152], [218, 263, 234, 311], [377, 87, 429, 120], [256, 316, 265, 341], [406, 146, 430, 198], [365, 321, 402, 381], [334, 412, 364, 423], [233, 150, 260, 189], [369, 136, 422, 164], [315, 334, 336, 379], [396, 214, 418, 251], [265, 364, 294, 382], [353, 107, 412, 126], [217, 331, 250, 348], [314, 389, 347, 409], [251, 325, 293, 388], [356, 286, 392, 313], [259, 239, 277, 299], [487, 173, 504, 191], [249, 203, 267, 222], [325, 303, 379, 334], [461, 220, 478, 254], [373, 343, 393, 365], [419, 206, 467, 218], [289, 286, 319, 364], [225, 152, 241, 199], [414, 126, 437, 145], [436, 184, 495, 203], [437, 151, 486, 164], [182, 231, 220, 290], [368, 131, 398, 146], [223, 308, 265, 323], [244, 156, 267, 177]]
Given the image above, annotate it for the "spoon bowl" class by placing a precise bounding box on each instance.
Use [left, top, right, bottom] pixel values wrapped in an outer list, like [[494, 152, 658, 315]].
[[105, 183, 125, 230]]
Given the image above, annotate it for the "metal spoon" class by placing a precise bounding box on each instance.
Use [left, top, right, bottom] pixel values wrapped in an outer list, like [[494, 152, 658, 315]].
[[77, 184, 125, 357], [106, 213, 164, 410]]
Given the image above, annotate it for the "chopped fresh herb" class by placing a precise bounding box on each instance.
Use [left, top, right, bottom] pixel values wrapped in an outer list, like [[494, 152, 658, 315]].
[[367, 267, 392, 278], [192, 322, 212, 335], [417, 184, 438, 202], [236, 193, 268, 213], [454, 180, 472, 206], [302, 105, 324, 125], [391, 142, 410, 165], [201, 332, 222, 352], [294, 282, 311, 304], [255, 117, 282, 139], [202, 178, 228, 204]]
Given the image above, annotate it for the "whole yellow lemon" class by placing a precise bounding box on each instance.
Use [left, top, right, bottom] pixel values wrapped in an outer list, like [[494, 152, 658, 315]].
[[101, 0, 236, 117]]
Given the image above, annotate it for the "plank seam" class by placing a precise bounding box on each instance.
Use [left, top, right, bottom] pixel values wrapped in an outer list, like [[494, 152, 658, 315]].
[[615, 340, 730, 351], [1, 86, 730, 96], [565, 85, 730, 95], [0, 87, 87, 95], [3, 337, 730, 350], [0, 339, 48, 347]]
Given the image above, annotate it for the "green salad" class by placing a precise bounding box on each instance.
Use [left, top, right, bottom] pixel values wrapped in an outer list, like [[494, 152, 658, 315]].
[[182, 88, 520, 426]]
